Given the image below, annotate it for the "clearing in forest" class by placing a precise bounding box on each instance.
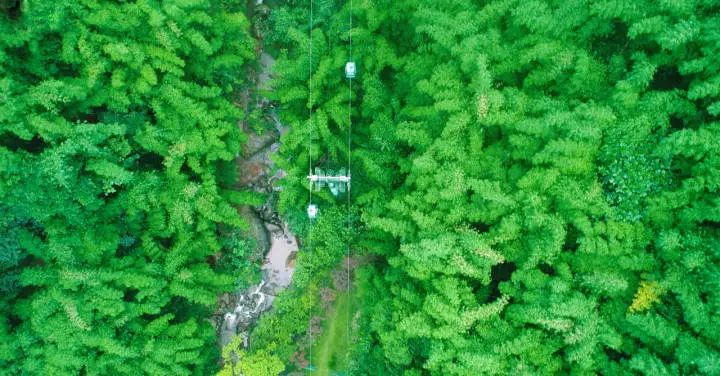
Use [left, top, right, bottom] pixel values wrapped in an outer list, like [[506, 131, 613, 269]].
[[310, 280, 360, 376]]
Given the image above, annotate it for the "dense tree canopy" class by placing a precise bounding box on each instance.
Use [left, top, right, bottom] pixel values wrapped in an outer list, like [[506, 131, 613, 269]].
[[262, 0, 720, 374], [0, 1, 255, 374], [3, 0, 720, 374]]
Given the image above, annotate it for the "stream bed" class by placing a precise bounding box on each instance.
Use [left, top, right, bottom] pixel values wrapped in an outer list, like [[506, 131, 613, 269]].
[[217, 48, 298, 350]]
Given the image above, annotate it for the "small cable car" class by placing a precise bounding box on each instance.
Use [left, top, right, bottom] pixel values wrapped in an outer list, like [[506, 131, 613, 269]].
[[345, 61, 356, 79]]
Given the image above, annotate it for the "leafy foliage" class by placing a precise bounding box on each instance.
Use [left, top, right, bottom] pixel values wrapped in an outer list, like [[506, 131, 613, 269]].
[[261, 0, 720, 374], [0, 1, 255, 374], [218, 336, 284, 376]]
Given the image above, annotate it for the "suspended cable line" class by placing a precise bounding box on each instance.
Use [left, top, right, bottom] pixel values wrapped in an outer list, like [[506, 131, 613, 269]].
[[306, 0, 315, 221], [345, 0, 353, 374], [305, 0, 355, 373], [306, 0, 314, 373]]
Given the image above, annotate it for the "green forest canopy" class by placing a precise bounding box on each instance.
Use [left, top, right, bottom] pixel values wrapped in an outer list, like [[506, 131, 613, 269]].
[[1, 1, 256, 374], [265, 0, 720, 374], [2, 0, 720, 375]]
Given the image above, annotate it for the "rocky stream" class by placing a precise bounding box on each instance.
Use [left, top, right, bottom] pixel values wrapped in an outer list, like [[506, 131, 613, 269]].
[[215, 47, 299, 351]]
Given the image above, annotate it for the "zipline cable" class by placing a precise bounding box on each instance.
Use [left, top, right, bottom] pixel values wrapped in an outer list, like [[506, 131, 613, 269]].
[[308, 0, 314, 208], [307, 0, 314, 373], [346, 0, 353, 374], [305, 0, 354, 373]]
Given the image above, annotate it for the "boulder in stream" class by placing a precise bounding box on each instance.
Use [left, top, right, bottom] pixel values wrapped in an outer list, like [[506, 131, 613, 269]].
[[237, 206, 270, 260]]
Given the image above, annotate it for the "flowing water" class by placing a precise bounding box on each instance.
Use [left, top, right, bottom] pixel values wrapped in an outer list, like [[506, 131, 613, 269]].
[[218, 46, 299, 349]]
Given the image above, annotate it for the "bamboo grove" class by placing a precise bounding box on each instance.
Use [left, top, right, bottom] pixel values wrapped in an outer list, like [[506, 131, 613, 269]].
[[1, 1, 257, 374], [2, 0, 720, 375], [262, 0, 720, 374]]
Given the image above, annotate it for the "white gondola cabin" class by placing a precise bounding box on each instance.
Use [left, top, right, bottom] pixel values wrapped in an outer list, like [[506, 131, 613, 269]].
[[307, 204, 318, 219], [345, 61, 356, 79]]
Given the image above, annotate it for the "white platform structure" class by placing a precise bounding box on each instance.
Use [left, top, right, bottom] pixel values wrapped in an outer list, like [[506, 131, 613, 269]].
[[308, 168, 350, 195], [306, 168, 351, 218]]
